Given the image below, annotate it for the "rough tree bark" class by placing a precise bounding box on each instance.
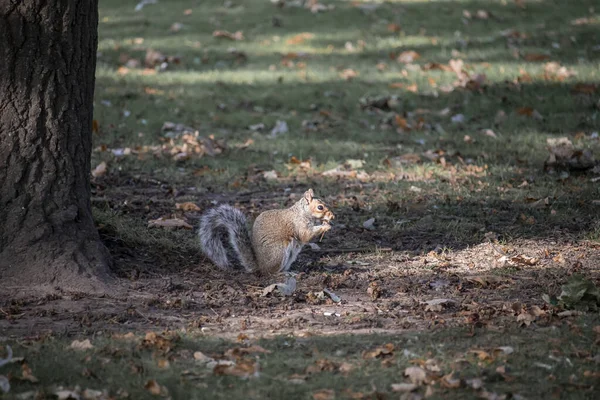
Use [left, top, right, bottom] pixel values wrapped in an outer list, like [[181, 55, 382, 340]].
[[0, 0, 112, 293]]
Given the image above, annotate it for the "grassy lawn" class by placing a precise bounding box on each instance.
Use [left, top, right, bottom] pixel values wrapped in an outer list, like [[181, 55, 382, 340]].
[[1, 0, 600, 398]]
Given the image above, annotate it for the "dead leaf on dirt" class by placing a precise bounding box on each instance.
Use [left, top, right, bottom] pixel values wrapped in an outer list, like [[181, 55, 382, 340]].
[[422, 298, 457, 312], [194, 351, 213, 363], [312, 389, 335, 400], [147, 217, 193, 230], [391, 383, 418, 392], [145, 379, 168, 396], [175, 202, 201, 212], [363, 218, 376, 231], [70, 339, 94, 351], [213, 30, 244, 40], [91, 162, 107, 178], [466, 275, 505, 287], [510, 254, 539, 266], [516, 311, 536, 326], [363, 343, 394, 359], [261, 276, 297, 297], [404, 366, 427, 385]]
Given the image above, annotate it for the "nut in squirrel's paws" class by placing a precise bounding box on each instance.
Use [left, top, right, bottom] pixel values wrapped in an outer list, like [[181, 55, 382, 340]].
[[322, 210, 335, 222]]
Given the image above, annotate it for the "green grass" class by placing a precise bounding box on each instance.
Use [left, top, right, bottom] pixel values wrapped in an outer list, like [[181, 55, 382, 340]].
[[3, 318, 598, 399]]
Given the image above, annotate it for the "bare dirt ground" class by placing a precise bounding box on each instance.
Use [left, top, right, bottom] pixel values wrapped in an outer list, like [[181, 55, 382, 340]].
[[2, 184, 598, 342]]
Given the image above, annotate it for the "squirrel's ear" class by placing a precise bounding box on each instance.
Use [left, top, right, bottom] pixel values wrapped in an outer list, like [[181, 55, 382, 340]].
[[303, 189, 314, 204]]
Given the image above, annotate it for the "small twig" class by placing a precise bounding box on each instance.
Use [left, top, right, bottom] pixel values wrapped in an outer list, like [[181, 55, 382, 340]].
[[488, 240, 507, 256], [135, 308, 152, 323]]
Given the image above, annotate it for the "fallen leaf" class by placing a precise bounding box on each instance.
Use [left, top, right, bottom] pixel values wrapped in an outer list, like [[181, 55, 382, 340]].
[[214, 359, 259, 378], [286, 32, 315, 45], [339, 68, 358, 80], [91, 162, 107, 178], [510, 254, 538, 266], [21, 364, 38, 383], [397, 50, 420, 64], [524, 53, 551, 62], [404, 366, 427, 385], [194, 351, 213, 363], [312, 389, 335, 400], [422, 298, 457, 312], [391, 383, 418, 392], [175, 202, 201, 212], [571, 83, 597, 95], [145, 379, 168, 396], [70, 339, 94, 351], [363, 343, 395, 359], [147, 217, 193, 230], [440, 372, 461, 388], [387, 23, 401, 32], [213, 30, 244, 40]]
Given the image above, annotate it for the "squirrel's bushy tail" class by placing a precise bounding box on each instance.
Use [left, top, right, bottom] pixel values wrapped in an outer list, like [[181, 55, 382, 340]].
[[198, 205, 257, 272]]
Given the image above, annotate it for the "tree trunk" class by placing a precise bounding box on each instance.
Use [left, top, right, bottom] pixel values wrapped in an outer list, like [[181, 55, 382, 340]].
[[0, 0, 112, 294]]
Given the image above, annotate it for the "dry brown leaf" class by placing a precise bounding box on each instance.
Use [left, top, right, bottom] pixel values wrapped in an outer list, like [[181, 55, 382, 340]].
[[226, 345, 271, 358], [387, 23, 401, 32], [92, 119, 99, 134], [395, 115, 411, 131], [571, 83, 597, 95], [440, 372, 461, 388], [70, 339, 94, 351], [391, 383, 418, 392], [468, 349, 493, 361], [213, 30, 244, 41], [21, 364, 38, 383], [510, 254, 538, 266], [175, 202, 201, 212], [306, 359, 339, 374], [147, 217, 193, 230], [91, 161, 107, 178], [404, 366, 427, 385], [286, 32, 315, 45], [157, 358, 170, 369], [517, 311, 536, 326], [397, 50, 420, 64], [145, 379, 167, 396], [312, 389, 335, 400], [363, 343, 394, 359], [523, 53, 551, 62], [339, 68, 358, 80], [214, 359, 259, 378]]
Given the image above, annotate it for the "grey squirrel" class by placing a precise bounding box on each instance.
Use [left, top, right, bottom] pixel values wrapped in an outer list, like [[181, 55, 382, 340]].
[[198, 189, 334, 274]]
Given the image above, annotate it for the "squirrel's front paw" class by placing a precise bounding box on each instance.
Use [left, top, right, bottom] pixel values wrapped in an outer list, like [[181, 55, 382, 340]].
[[321, 222, 332, 232]]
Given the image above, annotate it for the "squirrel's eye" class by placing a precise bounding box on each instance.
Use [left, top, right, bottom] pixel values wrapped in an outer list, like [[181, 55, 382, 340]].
[[317, 205, 324, 211]]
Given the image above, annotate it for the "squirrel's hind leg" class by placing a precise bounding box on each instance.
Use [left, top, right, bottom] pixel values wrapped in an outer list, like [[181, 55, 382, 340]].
[[279, 239, 304, 272]]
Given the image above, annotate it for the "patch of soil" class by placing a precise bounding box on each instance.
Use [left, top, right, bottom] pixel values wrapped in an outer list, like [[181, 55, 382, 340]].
[[1, 182, 598, 340]]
